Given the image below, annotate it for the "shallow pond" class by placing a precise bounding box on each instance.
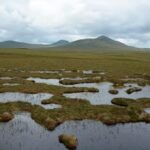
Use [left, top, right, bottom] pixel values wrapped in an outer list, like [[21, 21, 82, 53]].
[[83, 70, 105, 75], [83, 70, 93, 74], [26, 78, 150, 105], [27, 77, 61, 86], [144, 108, 150, 113], [3, 83, 20, 86], [64, 82, 150, 105], [0, 77, 13, 80], [0, 92, 61, 109], [27, 77, 87, 86], [1, 113, 150, 150], [30, 70, 75, 74], [30, 70, 60, 74]]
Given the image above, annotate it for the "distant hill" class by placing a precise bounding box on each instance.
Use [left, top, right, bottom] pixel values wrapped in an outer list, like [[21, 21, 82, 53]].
[[0, 36, 138, 51], [61, 36, 135, 50], [0, 40, 69, 49], [0, 41, 45, 48], [50, 40, 70, 47]]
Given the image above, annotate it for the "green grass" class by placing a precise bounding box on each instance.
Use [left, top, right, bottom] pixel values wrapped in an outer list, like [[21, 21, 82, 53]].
[[60, 77, 102, 85], [0, 79, 99, 95], [0, 48, 149, 79], [1, 97, 150, 130], [0, 48, 150, 129]]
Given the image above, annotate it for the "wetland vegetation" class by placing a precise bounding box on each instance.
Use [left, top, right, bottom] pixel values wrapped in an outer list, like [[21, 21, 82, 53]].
[[0, 48, 150, 149]]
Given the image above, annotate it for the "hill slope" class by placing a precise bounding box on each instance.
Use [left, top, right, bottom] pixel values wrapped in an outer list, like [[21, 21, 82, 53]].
[[61, 36, 135, 50], [0, 36, 137, 51], [0, 40, 69, 49], [50, 40, 70, 47], [0, 41, 45, 48]]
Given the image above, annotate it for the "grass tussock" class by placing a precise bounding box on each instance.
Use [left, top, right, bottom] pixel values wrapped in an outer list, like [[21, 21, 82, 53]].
[[60, 77, 102, 85], [1, 97, 150, 130]]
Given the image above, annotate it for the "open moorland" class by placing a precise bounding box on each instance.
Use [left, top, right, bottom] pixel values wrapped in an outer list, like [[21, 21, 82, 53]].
[[0, 48, 150, 149]]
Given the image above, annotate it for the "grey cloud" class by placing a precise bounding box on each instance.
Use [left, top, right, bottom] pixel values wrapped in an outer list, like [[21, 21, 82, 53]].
[[0, 0, 150, 47]]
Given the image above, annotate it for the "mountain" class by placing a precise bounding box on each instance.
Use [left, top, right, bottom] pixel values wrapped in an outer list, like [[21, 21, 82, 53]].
[[61, 36, 134, 50], [50, 40, 69, 47], [0, 36, 137, 51], [0, 40, 69, 49], [0, 40, 45, 48]]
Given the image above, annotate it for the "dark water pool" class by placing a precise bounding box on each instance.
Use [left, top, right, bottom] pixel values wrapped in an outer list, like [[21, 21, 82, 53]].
[[26, 78, 150, 105], [0, 92, 61, 109], [0, 113, 150, 150], [64, 82, 150, 104]]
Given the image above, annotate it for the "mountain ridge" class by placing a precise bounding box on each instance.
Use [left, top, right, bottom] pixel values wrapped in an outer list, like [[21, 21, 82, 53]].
[[0, 36, 138, 51], [60, 36, 134, 50], [50, 40, 70, 47]]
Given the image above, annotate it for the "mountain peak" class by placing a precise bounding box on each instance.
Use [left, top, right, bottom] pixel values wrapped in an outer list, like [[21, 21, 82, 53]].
[[3, 40, 18, 43], [50, 40, 69, 47], [62, 35, 132, 50], [96, 35, 112, 41], [0, 36, 133, 50]]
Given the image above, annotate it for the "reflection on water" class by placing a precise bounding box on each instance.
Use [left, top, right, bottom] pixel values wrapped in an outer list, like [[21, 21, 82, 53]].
[[27, 77, 87, 86], [0, 77, 13, 80], [0, 113, 66, 150], [30, 70, 59, 74], [29, 70, 73, 74], [82, 70, 106, 75], [26, 77, 150, 105], [64, 82, 150, 105], [27, 77, 60, 86], [3, 83, 20, 86], [0, 92, 61, 109], [144, 108, 150, 113], [0, 113, 150, 150], [83, 70, 93, 74]]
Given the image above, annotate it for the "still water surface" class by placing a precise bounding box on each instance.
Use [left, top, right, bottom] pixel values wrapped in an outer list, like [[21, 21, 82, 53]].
[[0, 113, 150, 150]]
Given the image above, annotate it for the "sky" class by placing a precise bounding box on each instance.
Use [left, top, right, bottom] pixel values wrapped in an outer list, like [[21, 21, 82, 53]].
[[0, 0, 150, 47]]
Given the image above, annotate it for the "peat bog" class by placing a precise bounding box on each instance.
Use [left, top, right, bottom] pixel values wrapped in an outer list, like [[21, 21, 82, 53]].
[[0, 49, 150, 149]]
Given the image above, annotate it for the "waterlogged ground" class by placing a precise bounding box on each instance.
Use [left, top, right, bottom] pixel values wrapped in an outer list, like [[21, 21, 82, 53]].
[[64, 82, 150, 104], [26, 78, 150, 104], [0, 68, 150, 150], [2, 83, 20, 86], [1, 113, 150, 150], [27, 77, 88, 86], [27, 77, 61, 86], [144, 108, 150, 113], [0, 113, 66, 150], [0, 93, 61, 109]]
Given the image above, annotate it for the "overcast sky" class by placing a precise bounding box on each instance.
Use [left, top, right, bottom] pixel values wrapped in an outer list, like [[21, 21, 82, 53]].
[[0, 0, 150, 47]]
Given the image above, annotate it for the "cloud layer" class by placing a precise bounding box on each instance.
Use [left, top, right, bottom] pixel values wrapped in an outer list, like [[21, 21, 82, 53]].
[[0, 0, 150, 47]]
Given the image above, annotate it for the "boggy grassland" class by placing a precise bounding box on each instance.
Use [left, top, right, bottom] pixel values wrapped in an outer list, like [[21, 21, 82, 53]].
[[0, 48, 150, 130]]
